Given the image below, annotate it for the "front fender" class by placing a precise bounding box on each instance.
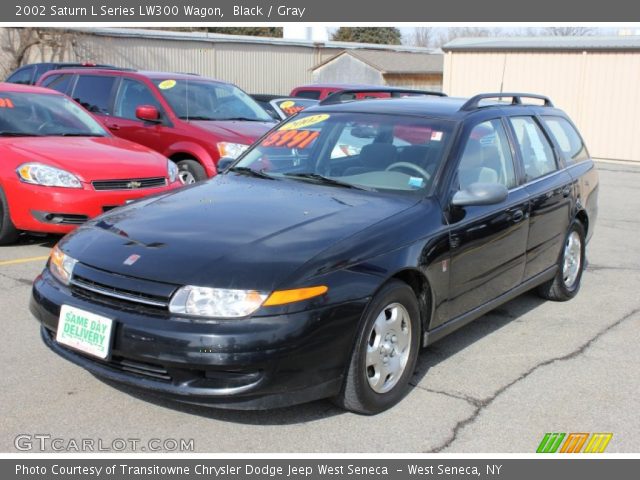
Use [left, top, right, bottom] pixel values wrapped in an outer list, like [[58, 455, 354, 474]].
[[164, 142, 219, 177]]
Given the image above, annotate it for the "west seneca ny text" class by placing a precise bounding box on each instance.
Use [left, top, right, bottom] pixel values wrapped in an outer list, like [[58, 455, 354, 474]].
[[18, 4, 306, 18]]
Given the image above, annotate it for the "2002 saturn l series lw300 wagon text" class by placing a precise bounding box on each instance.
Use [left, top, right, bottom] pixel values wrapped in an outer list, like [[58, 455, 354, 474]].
[[31, 88, 599, 415]]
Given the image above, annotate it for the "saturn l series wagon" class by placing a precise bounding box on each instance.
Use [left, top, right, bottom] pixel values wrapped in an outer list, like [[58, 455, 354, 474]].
[[31, 89, 598, 414]]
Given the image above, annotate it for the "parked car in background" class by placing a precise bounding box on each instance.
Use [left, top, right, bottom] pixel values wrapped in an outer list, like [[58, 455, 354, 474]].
[[0, 83, 181, 244], [5, 62, 119, 86], [31, 88, 598, 414], [38, 69, 276, 183], [291, 83, 396, 101], [251, 94, 318, 120]]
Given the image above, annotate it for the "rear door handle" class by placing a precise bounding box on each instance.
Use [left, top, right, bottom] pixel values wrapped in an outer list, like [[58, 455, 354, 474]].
[[562, 186, 571, 197], [107, 124, 120, 131]]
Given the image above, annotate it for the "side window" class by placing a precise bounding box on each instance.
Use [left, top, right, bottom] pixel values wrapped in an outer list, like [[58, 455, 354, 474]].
[[509, 116, 557, 181], [457, 119, 517, 190], [294, 90, 321, 100], [6, 66, 35, 85], [71, 75, 116, 115], [40, 74, 73, 94], [114, 79, 162, 120], [542, 116, 589, 165]]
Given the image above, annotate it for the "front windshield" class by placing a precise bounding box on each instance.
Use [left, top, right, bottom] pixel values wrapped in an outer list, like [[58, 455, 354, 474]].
[[153, 79, 272, 122], [0, 92, 108, 137], [234, 112, 455, 193]]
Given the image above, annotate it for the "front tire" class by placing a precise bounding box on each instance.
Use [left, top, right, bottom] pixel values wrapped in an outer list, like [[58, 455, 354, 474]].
[[334, 280, 421, 414], [537, 220, 586, 301], [0, 186, 20, 245], [177, 159, 207, 184]]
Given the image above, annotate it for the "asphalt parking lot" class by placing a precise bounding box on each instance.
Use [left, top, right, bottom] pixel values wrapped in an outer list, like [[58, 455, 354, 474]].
[[1, 161, 638, 453]]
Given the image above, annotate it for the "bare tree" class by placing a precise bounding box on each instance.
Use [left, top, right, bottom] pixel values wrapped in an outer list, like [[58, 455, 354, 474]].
[[1, 28, 79, 77], [411, 27, 436, 48], [538, 26, 595, 36]]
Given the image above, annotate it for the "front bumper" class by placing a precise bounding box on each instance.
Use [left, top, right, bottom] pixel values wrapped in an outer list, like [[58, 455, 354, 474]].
[[5, 179, 182, 234], [31, 269, 369, 409]]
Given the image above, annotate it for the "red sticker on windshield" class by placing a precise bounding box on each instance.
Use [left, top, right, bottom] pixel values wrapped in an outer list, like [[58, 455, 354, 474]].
[[262, 129, 320, 149], [0, 98, 15, 108]]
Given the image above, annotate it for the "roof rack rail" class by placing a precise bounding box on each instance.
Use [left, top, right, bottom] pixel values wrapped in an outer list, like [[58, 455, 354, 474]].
[[319, 87, 446, 106], [460, 93, 553, 111]]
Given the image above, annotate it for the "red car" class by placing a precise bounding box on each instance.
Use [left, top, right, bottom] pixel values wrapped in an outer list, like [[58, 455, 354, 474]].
[[0, 83, 182, 244], [37, 69, 275, 183], [290, 83, 393, 101]]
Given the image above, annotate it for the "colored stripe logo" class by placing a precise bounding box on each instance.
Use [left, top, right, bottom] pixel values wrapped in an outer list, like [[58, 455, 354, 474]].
[[537, 433, 612, 453]]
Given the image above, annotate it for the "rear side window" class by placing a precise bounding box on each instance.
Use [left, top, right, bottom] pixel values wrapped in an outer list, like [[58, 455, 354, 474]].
[[6, 66, 35, 85], [71, 75, 116, 115], [542, 116, 589, 164], [294, 90, 322, 100], [40, 74, 73, 94], [509, 116, 557, 182]]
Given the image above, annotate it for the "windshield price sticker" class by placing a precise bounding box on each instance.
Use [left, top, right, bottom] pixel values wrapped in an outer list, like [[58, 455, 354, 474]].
[[158, 79, 177, 90], [279, 114, 330, 131], [262, 129, 320, 149]]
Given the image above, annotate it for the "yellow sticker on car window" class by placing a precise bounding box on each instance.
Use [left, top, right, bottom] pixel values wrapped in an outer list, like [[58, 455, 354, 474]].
[[279, 100, 295, 109], [158, 80, 176, 90], [280, 114, 330, 131]]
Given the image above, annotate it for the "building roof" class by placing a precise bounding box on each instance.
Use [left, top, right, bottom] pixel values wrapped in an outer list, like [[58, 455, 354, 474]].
[[312, 50, 444, 75], [68, 27, 440, 54], [443, 35, 640, 52]]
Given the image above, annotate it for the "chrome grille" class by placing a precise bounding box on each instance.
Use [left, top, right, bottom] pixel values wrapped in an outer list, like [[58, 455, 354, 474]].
[[70, 275, 169, 309], [92, 177, 167, 191]]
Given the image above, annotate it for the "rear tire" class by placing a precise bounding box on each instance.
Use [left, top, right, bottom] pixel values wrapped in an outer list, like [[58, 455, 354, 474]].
[[0, 186, 20, 245], [177, 159, 207, 184], [334, 280, 421, 415], [537, 220, 586, 301]]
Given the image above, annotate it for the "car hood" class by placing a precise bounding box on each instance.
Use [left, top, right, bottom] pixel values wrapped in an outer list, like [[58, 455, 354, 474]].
[[3, 136, 168, 181], [61, 175, 419, 291], [189, 120, 274, 144]]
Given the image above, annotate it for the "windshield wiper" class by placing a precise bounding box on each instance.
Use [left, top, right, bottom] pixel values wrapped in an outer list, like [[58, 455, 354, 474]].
[[283, 172, 369, 190], [53, 133, 107, 137], [217, 117, 272, 122], [228, 166, 275, 180], [178, 115, 217, 121], [0, 132, 44, 137]]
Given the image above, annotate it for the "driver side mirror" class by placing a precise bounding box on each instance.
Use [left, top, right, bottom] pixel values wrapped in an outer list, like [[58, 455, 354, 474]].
[[451, 183, 508, 207], [135, 105, 161, 123]]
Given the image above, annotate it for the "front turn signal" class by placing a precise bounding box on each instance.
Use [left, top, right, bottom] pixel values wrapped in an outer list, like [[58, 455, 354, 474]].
[[263, 286, 328, 306]]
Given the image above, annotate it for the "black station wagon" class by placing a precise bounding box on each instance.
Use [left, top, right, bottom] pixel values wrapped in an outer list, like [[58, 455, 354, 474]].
[[31, 88, 599, 414]]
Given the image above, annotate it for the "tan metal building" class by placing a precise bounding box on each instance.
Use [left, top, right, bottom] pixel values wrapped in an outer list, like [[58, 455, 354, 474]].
[[0, 27, 439, 96], [443, 36, 640, 162], [312, 50, 443, 91]]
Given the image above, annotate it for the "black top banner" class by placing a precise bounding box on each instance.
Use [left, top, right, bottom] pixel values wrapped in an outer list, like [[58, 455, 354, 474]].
[[6, 0, 640, 22]]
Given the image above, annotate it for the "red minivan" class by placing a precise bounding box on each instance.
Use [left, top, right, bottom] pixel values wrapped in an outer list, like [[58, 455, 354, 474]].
[[38, 69, 276, 183]]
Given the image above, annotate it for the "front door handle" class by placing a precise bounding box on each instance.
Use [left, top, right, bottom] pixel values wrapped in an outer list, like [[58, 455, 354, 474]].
[[561, 185, 571, 197], [107, 123, 120, 131], [511, 210, 524, 223]]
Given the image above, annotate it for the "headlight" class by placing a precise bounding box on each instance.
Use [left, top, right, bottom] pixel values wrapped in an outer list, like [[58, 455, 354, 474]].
[[169, 286, 267, 318], [167, 160, 179, 183], [169, 284, 329, 318], [49, 245, 78, 286], [17, 163, 82, 188], [217, 142, 249, 159]]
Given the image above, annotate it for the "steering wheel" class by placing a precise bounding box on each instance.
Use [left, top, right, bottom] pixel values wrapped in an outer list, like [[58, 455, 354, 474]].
[[385, 162, 431, 180]]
